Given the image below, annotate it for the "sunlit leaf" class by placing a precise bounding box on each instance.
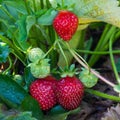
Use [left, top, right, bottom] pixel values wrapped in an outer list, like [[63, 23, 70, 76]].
[[26, 15, 36, 35], [16, 15, 27, 41], [50, 0, 120, 27], [15, 16, 30, 51]]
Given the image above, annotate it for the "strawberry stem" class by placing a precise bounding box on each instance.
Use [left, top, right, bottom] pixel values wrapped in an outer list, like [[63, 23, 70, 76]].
[[85, 89, 120, 102], [2, 56, 12, 74], [75, 49, 120, 55], [57, 41, 69, 68], [0, 35, 26, 66], [32, 0, 37, 12], [73, 50, 91, 74], [65, 42, 115, 88], [40, 0, 44, 9], [61, 0, 65, 8], [43, 40, 57, 58], [109, 32, 120, 84]]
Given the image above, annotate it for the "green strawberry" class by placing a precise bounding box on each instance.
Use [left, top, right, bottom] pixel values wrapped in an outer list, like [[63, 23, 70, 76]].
[[29, 59, 50, 78], [79, 68, 98, 88], [28, 47, 45, 62]]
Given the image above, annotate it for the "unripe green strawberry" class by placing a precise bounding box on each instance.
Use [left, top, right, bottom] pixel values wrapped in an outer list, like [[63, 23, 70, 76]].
[[30, 76, 57, 110], [79, 68, 98, 88], [53, 10, 79, 41], [28, 47, 45, 62], [29, 59, 50, 78], [56, 76, 84, 110]]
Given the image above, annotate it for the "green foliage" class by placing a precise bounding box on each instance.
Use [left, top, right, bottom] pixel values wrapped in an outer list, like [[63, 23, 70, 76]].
[[20, 96, 43, 120], [84, 37, 93, 60], [43, 113, 68, 120], [116, 58, 120, 73], [0, 42, 10, 63], [13, 74, 23, 86], [0, 112, 37, 120], [3, 0, 27, 14], [50, 0, 120, 27], [0, 74, 28, 108], [16, 16, 28, 41], [44, 106, 81, 120], [48, 105, 68, 115], [23, 67, 35, 90], [37, 8, 58, 25]]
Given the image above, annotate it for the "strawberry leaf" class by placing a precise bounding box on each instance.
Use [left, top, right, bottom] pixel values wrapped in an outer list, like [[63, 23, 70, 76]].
[[20, 96, 43, 120], [0, 112, 37, 120], [26, 15, 36, 36], [0, 74, 28, 108], [0, 42, 10, 63], [37, 8, 58, 25], [16, 16, 27, 41], [3, 0, 27, 14], [44, 112, 69, 120], [48, 105, 68, 115], [23, 67, 35, 91], [15, 15, 30, 51], [51, 0, 120, 28], [45, 106, 81, 120]]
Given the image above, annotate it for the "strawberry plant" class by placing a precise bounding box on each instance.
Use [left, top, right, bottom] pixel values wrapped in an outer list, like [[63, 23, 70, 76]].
[[0, 0, 120, 119]]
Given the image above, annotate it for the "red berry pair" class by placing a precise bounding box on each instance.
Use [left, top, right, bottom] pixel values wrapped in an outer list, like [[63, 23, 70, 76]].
[[30, 75, 84, 111]]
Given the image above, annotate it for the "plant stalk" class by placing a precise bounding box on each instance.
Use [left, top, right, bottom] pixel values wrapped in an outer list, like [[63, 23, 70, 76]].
[[109, 33, 120, 84], [0, 35, 26, 66], [88, 25, 116, 66], [66, 43, 115, 87], [76, 49, 120, 55], [85, 89, 120, 102]]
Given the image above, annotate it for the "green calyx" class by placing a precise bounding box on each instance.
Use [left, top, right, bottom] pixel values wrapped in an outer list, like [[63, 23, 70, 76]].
[[60, 64, 78, 78], [79, 68, 98, 88], [55, 0, 75, 12]]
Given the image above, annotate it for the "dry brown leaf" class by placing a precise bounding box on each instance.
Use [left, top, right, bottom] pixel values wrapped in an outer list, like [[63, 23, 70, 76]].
[[101, 104, 120, 120]]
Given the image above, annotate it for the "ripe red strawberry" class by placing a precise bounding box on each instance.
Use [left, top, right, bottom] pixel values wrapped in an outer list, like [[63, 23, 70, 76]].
[[56, 76, 84, 110], [29, 76, 57, 110], [53, 10, 79, 41]]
